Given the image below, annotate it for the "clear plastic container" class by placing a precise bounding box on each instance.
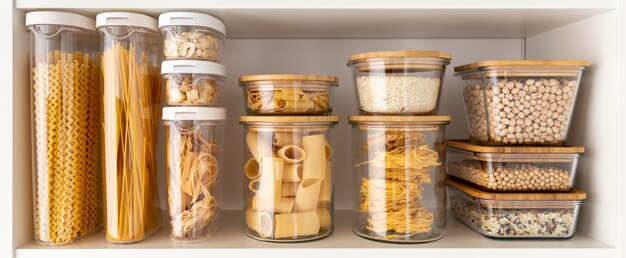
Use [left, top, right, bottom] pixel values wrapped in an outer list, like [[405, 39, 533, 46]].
[[159, 12, 225, 62], [347, 51, 451, 115], [240, 116, 339, 242], [240, 74, 337, 115], [349, 116, 451, 243], [96, 12, 162, 244], [161, 60, 225, 106], [448, 179, 586, 239], [163, 107, 226, 242], [26, 11, 101, 246], [446, 140, 584, 192], [454, 60, 589, 146]]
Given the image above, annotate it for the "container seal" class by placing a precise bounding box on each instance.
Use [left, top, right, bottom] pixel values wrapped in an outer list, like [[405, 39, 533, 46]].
[[448, 178, 587, 201], [446, 140, 584, 154], [158, 12, 225, 36], [240, 116, 339, 124], [454, 60, 590, 73], [347, 50, 452, 63], [239, 74, 338, 84], [162, 107, 226, 121], [96, 12, 158, 31], [348, 115, 451, 125], [26, 11, 96, 31], [161, 60, 226, 76]]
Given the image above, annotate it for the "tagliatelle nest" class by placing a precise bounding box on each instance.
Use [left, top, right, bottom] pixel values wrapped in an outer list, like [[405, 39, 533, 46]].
[[360, 179, 427, 212]]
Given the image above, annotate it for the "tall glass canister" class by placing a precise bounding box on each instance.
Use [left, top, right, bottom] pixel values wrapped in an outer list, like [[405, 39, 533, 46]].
[[163, 107, 226, 242], [349, 116, 450, 243], [240, 116, 338, 242], [27, 11, 101, 245], [96, 12, 162, 244]]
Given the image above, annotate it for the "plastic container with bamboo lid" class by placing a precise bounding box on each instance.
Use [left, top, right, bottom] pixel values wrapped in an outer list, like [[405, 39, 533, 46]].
[[162, 60, 226, 106], [454, 60, 589, 146], [240, 116, 338, 242], [159, 12, 225, 62], [348, 115, 450, 243], [448, 178, 587, 239], [163, 107, 226, 242], [347, 50, 452, 116], [240, 74, 338, 115], [446, 140, 584, 192]]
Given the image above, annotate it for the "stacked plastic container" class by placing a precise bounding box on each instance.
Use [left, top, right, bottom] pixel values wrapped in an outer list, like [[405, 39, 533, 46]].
[[158, 12, 227, 243], [448, 60, 590, 239], [239, 74, 339, 242], [346, 50, 452, 243]]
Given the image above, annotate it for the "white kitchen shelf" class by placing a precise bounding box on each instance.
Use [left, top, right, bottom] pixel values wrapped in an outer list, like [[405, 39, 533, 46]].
[[13, 0, 617, 38], [15, 210, 615, 258]]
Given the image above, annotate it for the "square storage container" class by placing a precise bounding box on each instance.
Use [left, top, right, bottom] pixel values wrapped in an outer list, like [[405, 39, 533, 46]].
[[454, 60, 589, 146], [26, 11, 102, 246], [159, 12, 225, 62], [446, 140, 584, 192], [163, 107, 226, 242], [240, 74, 337, 115], [349, 116, 451, 243], [240, 116, 339, 242], [347, 50, 451, 116], [448, 178, 586, 239], [162, 60, 225, 106]]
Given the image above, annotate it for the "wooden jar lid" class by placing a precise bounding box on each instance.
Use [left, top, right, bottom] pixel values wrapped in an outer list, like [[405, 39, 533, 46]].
[[347, 50, 452, 63], [239, 74, 338, 84], [446, 140, 584, 154], [348, 115, 451, 125], [454, 60, 590, 73], [448, 178, 587, 201], [240, 116, 339, 124]]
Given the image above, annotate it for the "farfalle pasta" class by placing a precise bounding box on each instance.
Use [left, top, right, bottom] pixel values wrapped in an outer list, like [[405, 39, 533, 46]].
[[240, 116, 338, 242]]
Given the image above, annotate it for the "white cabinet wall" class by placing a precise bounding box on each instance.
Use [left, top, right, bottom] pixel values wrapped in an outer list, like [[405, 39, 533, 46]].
[[4, 1, 625, 257]]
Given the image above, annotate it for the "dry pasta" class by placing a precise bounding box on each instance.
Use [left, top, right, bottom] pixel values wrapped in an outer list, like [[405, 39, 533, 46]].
[[246, 88, 330, 114], [355, 130, 441, 240], [167, 130, 220, 241], [32, 50, 101, 245], [102, 42, 162, 243]]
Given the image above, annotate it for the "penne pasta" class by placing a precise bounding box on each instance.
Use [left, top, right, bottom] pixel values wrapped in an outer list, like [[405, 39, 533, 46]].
[[294, 179, 322, 212], [303, 134, 326, 180], [317, 207, 331, 230], [253, 195, 295, 214], [245, 209, 274, 238], [274, 211, 320, 238], [257, 157, 284, 201], [244, 158, 260, 180], [283, 163, 303, 182], [319, 161, 332, 202], [281, 182, 300, 197], [246, 131, 274, 161], [273, 132, 302, 147], [277, 145, 306, 164]]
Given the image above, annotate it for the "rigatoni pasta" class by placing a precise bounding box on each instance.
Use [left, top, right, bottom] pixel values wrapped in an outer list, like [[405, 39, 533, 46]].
[[241, 116, 338, 242]]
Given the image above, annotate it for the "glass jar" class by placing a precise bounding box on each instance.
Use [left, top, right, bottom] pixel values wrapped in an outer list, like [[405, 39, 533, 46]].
[[347, 51, 451, 115], [240, 74, 338, 115], [454, 60, 589, 146], [446, 140, 584, 192], [159, 12, 225, 62], [448, 178, 586, 239], [96, 12, 162, 244], [163, 107, 226, 242], [349, 116, 450, 243], [26, 11, 101, 246], [240, 116, 339, 242], [161, 60, 225, 106]]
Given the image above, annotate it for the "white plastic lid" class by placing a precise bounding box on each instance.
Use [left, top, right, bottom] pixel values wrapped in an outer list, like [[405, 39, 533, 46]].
[[26, 11, 95, 31], [96, 12, 157, 31], [159, 12, 225, 36], [161, 60, 226, 77], [162, 107, 227, 121]]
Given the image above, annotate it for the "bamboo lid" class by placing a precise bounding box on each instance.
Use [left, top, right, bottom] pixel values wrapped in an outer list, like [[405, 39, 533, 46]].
[[446, 140, 584, 154], [454, 60, 590, 73], [347, 50, 452, 63], [448, 178, 587, 201], [240, 116, 339, 124], [349, 115, 451, 125], [239, 74, 338, 84]]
